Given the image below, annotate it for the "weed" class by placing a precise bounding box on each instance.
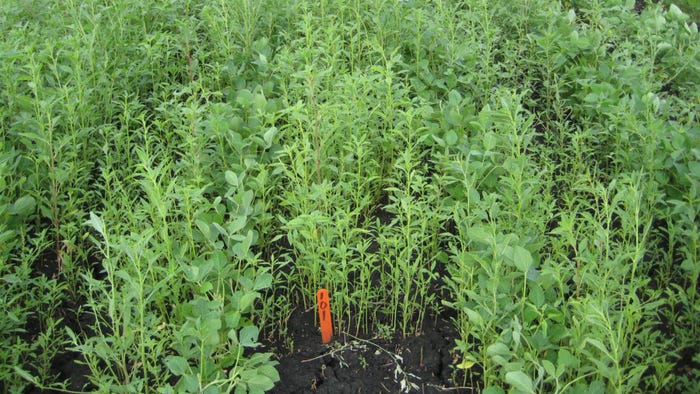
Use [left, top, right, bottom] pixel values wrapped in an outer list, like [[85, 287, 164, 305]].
[[1, 0, 698, 392]]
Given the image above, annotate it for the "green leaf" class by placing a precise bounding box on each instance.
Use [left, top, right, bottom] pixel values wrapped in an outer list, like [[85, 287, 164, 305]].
[[483, 131, 498, 151], [13, 366, 36, 383], [446, 109, 462, 126], [262, 127, 278, 148], [432, 134, 446, 147], [457, 353, 478, 370], [589, 380, 606, 394], [464, 308, 484, 327], [239, 325, 260, 347], [228, 328, 238, 343], [203, 386, 219, 394], [200, 318, 222, 348], [195, 220, 211, 241], [467, 226, 493, 245], [159, 384, 175, 394], [487, 342, 510, 357], [557, 348, 579, 369], [689, 161, 700, 178], [507, 245, 533, 273], [526, 267, 540, 282], [9, 196, 35, 217], [211, 222, 227, 238], [238, 291, 259, 312], [529, 284, 544, 307], [236, 89, 254, 106], [164, 356, 189, 376], [201, 282, 213, 293], [86, 212, 106, 238], [227, 311, 241, 329], [257, 364, 280, 382], [541, 359, 556, 378], [505, 371, 534, 394], [242, 371, 275, 393], [448, 89, 462, 105], [181, 374, 199, 392], [228, 215, 248, 235], [225, 170, 239, 186], [253, 272, 272, 290], [253, 92, 267, 111], [0, 230, 15, 246], [667, 4, 689, 22], [184, 264, 200, 282], [445, 129, 458, 146], [482, 387, 505, 394], [232, 230, 254, 259], [584, 338, 611, 359]]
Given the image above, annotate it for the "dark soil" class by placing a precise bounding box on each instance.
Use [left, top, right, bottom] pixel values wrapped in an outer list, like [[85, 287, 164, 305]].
[[262, 308, 470, 394]]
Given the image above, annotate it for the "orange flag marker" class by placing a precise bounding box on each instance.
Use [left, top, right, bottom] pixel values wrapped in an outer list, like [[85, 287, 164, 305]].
[[316, 288, 333, 344]]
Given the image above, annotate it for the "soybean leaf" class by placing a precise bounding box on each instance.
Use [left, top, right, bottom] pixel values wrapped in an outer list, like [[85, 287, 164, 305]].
[[487, 342, 510, 357], [253, 271, 272, 290], [482, 387, 505, 394], [225, 170, 239, 186], [467, 226, 493, 245], [508, 245, 533, 273], [529, 284, 545, 307], [465, 308, 484, 327], [164, 356, 189, 376], [238, 291, 259, 312], [239, 325, 260, 347], [542, 359, 557, 378], [558, 348, 579, 370], [445, 129, 458, 145], [9, 196, 35, 217], [200, 318, 222, 348], [258, 365, 280, 381], [505, 371, 534, 394]]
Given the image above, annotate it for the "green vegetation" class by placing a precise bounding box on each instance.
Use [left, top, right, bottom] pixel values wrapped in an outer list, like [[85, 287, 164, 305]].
[[1, 0, 698, 393], [663, 0, 700, 20]]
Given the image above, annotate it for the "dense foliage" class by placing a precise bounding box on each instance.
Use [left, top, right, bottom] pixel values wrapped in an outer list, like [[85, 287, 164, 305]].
[[1, 0, 698, 393]]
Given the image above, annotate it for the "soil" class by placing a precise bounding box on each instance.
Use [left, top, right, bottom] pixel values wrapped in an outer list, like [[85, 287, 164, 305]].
[[262, 308, 470, 394]]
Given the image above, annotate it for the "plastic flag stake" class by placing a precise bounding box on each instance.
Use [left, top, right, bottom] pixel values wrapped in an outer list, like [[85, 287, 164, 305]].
[[316, 288, 332, 344]]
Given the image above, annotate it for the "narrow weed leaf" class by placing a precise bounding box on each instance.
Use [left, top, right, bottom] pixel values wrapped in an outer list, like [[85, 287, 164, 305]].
[[13, 366, 36, 383], [86, 212, 106, 238]]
